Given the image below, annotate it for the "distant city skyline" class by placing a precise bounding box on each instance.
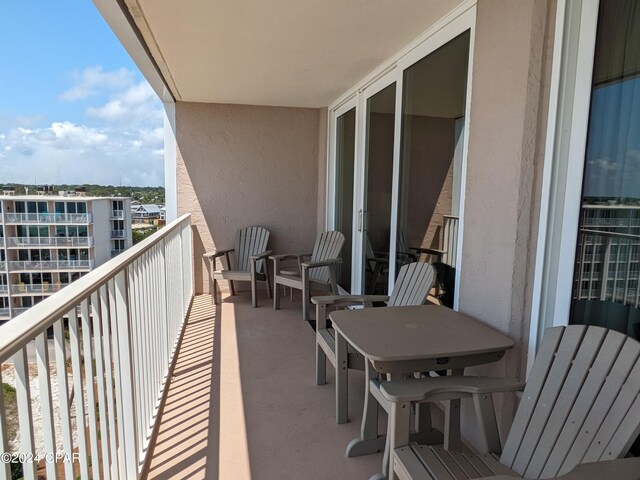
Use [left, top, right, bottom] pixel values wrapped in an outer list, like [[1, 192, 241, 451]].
[[0, 2, 164, 187]]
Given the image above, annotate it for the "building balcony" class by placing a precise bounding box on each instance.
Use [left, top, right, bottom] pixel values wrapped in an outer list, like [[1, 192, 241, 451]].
[[2, 212, 92, 224], [10, 283, 68, 295], [111, 229, 126, 239], [7, 236, 94, 248], [111, 209, 125, 219], [0, 261, 5, 271], [0, 285, 7, 295], [8, 260, 94, 271], [111, 249, 124, 257], [0, 308, 9, 319]]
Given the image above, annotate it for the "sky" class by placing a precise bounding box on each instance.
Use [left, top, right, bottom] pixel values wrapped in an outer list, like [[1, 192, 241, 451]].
[[583, 76, 640, 199], [0, 1, 164, 187]]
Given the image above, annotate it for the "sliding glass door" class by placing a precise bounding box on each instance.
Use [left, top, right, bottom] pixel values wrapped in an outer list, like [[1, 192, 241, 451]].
[[328, 11, 474, 301]]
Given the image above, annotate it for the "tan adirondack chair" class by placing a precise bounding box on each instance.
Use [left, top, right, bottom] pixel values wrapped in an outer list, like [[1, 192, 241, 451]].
[[271, 230, 345, 321], [313, 261, 437, 423], [380, 325, 640, 480], [203, 226, 271, 308]]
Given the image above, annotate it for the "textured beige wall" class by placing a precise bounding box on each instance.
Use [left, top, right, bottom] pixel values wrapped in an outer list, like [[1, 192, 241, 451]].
[[457, 0, 556, 446], [176, 102, 320, 294]]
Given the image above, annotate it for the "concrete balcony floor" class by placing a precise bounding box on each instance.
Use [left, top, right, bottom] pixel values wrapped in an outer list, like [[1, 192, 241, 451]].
[[145, 293, 385, 480]]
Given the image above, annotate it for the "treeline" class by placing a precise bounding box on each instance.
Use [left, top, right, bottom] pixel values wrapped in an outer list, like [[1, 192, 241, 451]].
[[2, 184, 165, 205]]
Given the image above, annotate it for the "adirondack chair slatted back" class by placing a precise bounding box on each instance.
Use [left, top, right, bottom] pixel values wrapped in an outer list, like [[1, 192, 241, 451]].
[[500, 325, 640, 478], [309, 231, 345, 283], [388, 262, 436, 307], [233, 226, 270, 274]]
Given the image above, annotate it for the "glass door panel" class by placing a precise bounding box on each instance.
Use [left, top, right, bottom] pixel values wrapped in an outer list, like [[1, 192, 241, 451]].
[[363, 83, 396, 295], [335, 107, 356, 291], [396, 31, 470, 307], [569, 0, 640, 341]]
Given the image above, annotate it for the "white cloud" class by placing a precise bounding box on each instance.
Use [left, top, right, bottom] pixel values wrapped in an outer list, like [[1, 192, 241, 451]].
[[86, 81, 162, 125], [60, 66, 135, 101], [0, 67, 164, 186], [0, 120, 163, 186]]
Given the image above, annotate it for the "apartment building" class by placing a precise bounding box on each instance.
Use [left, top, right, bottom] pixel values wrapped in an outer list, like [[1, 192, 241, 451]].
[[0, 194, 132, 322]]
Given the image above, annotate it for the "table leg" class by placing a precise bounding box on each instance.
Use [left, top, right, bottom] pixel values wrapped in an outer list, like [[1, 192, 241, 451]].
[[444, 368, 464, 451], [335, 331, 348, 424], [346, 360, 385, 457]]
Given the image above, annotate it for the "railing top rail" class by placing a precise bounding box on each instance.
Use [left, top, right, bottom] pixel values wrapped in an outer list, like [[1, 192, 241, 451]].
[[0, 213, 191, 363]]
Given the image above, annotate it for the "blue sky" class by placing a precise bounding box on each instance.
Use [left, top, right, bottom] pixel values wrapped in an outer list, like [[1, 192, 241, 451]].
[[0, 1, 164, 186]]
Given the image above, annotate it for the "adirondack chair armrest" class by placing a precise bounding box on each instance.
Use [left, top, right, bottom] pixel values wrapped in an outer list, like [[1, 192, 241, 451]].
[[250, 250, 272, 261], [311, 294, 390, 306], [380, 375, 526, 403], [477, 458, 640, 480], [270, 253, 302, 274], [411, 246, 446, 257], [301, 258, 343, 270], [203, 248, 234, 259]]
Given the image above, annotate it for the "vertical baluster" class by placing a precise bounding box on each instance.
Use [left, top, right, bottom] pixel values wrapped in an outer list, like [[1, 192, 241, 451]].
[[128, 261, 144, 457], [0, 371, 11, 480], [35, 332, 57, 479], [159, 240, 168, 384], [101, 285, 119, 480], [68, 308, 90, 479], [108, 278, 127, 477], [80, 298, 101, 479], [53, 318, 74, 478], [141, 255, 151, 445], [91, 290, 112, 479], [114, 271, 140, 478], [13, 347, 36, 480]]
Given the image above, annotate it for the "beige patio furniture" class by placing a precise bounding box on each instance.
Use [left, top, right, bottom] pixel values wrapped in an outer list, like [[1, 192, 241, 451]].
[[271, 230, 345, 321], [380, 324, 640, 480], [313, 261, 437, 423], [203, 226, 271, 308]]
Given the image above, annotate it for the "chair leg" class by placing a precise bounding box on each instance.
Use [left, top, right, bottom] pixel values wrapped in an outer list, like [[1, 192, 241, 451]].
[[264, 264, 272, 299], [250, 263, 258, 308], [302, 272, 310, 321], [229, 280, 236, 297], [273, 280, 281, 310], [213, 277, 220, 305], [316, 304, 327, 385]]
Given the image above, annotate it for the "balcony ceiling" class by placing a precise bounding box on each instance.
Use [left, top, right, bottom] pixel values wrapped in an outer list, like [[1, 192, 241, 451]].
[[121, 0, 465, 107]]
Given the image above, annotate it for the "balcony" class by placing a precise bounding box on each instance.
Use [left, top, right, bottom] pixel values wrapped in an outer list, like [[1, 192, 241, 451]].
[[0, 286, 7, 295], [111, 209, 125, 219], [8, 236, 94, 248], [111, 249, 124, 257], [0, 215, 391, 479], [3, 212, 92, 224], [0, 308, 9, 319], [8, 260, 94, 271], [10, 283, 68, 295], [111, 229, 126, 239]]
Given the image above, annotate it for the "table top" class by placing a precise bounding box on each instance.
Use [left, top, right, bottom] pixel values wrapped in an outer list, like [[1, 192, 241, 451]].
[[329, 305, 514, 363]]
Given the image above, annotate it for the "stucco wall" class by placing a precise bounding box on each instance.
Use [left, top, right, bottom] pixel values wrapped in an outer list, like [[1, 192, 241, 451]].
[[458, 0, 556, 445], [175, 102, 320, 294]]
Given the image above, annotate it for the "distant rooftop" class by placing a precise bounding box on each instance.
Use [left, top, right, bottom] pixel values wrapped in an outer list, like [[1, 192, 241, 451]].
[[0, 195, 130, 201]]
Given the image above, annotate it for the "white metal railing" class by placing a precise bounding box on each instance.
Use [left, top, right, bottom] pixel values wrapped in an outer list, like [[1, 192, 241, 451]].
[[0, 262, 5, 271], [8, 260, 94, 271], [111, 210, 125, 219], [0, 308, 9, 318], [9, 236, 93, 247], [3, 213, 92, 224], [10, 307, 30, 317], [111, 249, 124, 258], [10, 284, 68, 295], [0, 213, 193, 480], [111, 230, 126, 239], [0, 286, 7, 295]]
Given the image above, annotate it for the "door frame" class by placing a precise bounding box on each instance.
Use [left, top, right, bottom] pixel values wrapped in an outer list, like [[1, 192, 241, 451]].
[[529, 0, 600, 372]]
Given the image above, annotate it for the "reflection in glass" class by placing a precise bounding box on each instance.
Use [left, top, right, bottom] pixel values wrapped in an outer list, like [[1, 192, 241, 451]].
[[335, 108, 356, 291], [363, 84, 396, 295], [570, 0, 640, 342], [396, 31, 469, 307]]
